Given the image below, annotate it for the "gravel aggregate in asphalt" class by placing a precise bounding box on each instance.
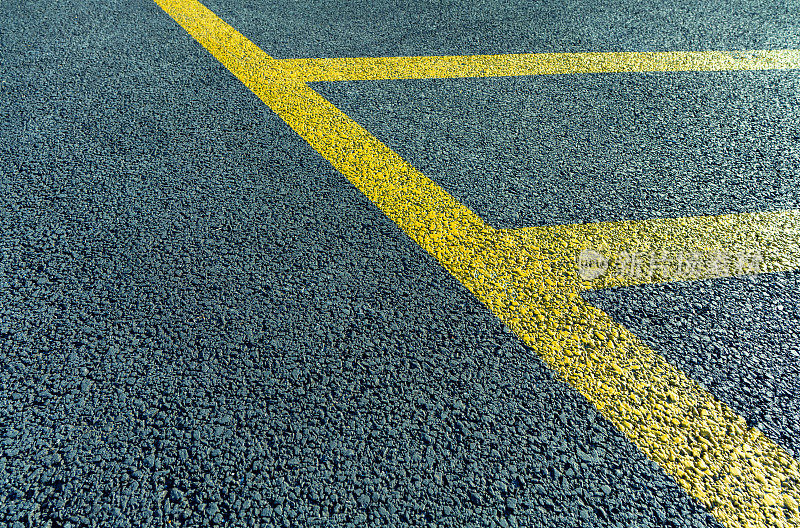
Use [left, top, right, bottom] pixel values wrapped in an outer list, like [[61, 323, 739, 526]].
[[315, 71, 800, 229], [584, 271, 800, 461], [2, 0, 799, 526], [203, 0, 800, 59]]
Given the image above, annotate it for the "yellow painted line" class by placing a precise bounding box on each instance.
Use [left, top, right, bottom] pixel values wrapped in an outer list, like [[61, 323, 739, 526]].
[[488, 226, 800, 528], [279, 49, 800, 82], [152, 1, 800, 526], [540, 210, 800, 290]]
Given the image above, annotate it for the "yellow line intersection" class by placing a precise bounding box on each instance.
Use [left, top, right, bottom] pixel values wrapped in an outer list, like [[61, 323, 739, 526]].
[[153, 0, 800, 525]]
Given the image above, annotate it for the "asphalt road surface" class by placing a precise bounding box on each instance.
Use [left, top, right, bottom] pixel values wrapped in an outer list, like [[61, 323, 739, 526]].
[[2, 0, 800, 527]]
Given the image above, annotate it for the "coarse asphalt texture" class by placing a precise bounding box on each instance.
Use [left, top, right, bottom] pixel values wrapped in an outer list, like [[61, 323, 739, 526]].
[[1, 0, 799, 527]]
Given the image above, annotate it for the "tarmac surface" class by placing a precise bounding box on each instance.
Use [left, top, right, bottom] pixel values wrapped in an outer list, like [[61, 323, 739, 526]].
[[2, 0, 800, 527]]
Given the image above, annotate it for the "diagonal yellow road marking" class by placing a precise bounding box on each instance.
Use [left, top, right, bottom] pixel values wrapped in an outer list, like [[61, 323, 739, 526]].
[[152, 0, 800, 525], [279, 49, 800, 82]]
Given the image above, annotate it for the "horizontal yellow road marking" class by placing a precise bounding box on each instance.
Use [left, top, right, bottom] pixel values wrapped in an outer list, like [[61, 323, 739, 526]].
[[279, 49, 800, 82], [527, 210, 800, 290], [152, 1, 800, 526]]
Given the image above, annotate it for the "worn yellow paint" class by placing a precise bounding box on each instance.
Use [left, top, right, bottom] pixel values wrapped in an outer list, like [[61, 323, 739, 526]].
[[279, 49, 800, 82], [152, 0, 800, 526]]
